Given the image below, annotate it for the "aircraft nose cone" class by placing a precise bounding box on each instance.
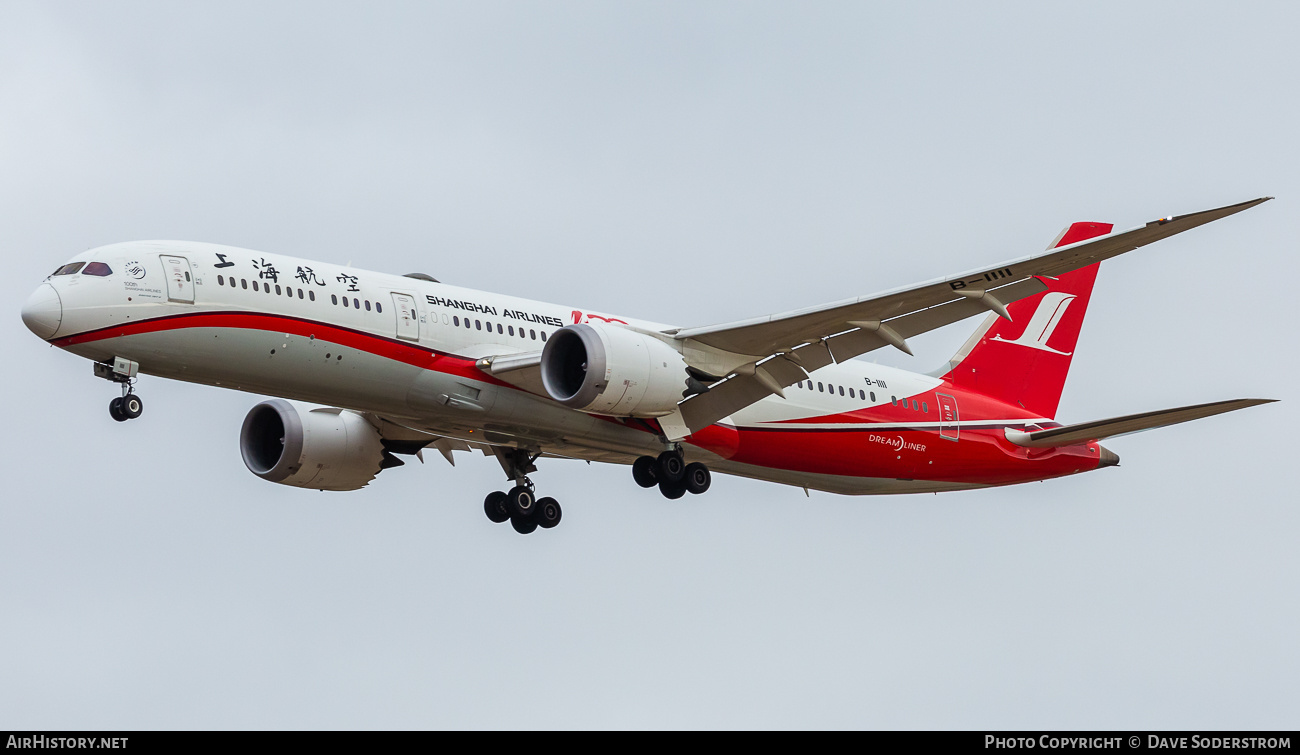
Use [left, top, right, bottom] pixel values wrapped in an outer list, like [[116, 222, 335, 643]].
[[21, 283, 62, 340]]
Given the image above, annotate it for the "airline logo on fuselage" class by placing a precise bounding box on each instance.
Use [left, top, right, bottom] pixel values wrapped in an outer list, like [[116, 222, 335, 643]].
[[425, 295, 564, 327], [991, 292, 1077, 355], [572, 310, 628, 325]]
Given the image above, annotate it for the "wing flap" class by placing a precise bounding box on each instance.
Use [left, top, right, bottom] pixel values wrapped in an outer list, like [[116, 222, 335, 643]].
[[1004, 398, 1276, 448], [678, 353, 807, 433], [825, 276, 1050, 363], [672, 277, 1051, 436]]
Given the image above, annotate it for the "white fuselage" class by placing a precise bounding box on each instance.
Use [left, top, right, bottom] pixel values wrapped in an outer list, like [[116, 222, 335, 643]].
[[29, 240, 1002, 494]]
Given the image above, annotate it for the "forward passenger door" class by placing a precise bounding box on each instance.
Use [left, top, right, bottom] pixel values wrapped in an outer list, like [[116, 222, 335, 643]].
[[391, 293, 420, 342], [159, 255, 194, 303]]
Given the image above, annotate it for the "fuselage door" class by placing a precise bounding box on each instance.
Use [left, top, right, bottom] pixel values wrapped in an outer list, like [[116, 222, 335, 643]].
[[392, 292, 420, 342], [160, 255, 194, 303], [936, 392, 959, 441]]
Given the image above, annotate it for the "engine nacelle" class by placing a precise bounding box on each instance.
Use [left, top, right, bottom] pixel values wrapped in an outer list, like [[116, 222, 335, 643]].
[[240, 399, 387, 491], [540, 323, 691, 417]]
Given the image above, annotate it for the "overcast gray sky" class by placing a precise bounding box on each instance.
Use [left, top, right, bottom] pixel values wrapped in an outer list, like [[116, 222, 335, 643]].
[[2, 1, 1296, 729]]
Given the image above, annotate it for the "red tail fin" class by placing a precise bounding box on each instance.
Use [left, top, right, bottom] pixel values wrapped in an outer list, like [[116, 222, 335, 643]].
[[942, 221, 1113, 418]]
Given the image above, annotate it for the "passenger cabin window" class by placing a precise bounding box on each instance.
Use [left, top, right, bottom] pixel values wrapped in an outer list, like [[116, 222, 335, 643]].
[[838, 386, 845, 396], [241, 279, 248, 290], [870, 391, 876, 402], [342, 297, 349, 307], [890, 396, 897, 405], [911, 400, 919, 411], [275, 285, 282, 295], [365, 300, 371, 311], [83, 262, 112, 277], [352, 298, 359, 309], [453, 316, 459, 326], [373, 301, 379, 312], [922, 401, 929, 413], [217, 275, 224, 286], [849, 388, 855, 398], [530, 329, 537, 340], [309, 291, 316, 302], [818, 382, 824, 392], [331, 294, 338, 305], [52, 262, 85, 276]]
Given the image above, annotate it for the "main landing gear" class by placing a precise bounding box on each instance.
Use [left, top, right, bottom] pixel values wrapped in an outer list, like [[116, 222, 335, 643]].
[[95, 358, 143, 423], [483, 448, 562, 535], [632, 449, 711, 499]]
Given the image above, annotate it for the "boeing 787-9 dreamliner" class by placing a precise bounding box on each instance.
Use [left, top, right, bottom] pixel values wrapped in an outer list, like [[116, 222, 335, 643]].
[[21, 198, 1275, 534]]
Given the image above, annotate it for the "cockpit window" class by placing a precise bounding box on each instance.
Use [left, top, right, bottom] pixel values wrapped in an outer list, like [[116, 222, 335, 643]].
[[83, 262, 113, 276], [52, 262, 85, 276]]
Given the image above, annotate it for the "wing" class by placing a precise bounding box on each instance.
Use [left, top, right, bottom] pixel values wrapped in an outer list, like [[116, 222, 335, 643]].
[[666, 197, 1271, 437]]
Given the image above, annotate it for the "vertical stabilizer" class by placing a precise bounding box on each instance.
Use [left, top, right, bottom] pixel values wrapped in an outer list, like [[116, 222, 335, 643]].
[[941, 221, 1113, 418]]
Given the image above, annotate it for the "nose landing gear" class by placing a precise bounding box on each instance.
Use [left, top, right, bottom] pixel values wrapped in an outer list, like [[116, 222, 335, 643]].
[[109, 392, 144, 422], [95, 358, 144, 422]]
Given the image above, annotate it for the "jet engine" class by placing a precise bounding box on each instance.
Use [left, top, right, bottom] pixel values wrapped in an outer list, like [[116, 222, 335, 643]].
[[539, 323, 691, 417], [239, 399, 389, 491]]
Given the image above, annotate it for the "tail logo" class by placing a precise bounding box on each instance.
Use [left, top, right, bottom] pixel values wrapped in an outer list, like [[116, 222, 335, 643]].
[[991, 292, 1077, 355]]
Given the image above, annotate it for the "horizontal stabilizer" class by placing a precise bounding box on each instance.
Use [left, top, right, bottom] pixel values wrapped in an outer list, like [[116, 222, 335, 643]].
[[1004, 398, 1276, 448]]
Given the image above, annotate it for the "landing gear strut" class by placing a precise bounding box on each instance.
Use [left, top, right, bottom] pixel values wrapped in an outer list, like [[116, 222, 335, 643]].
[[96, 358, 143, 422], [632, 448, 711, 499], [483, 447, 563, 535]]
